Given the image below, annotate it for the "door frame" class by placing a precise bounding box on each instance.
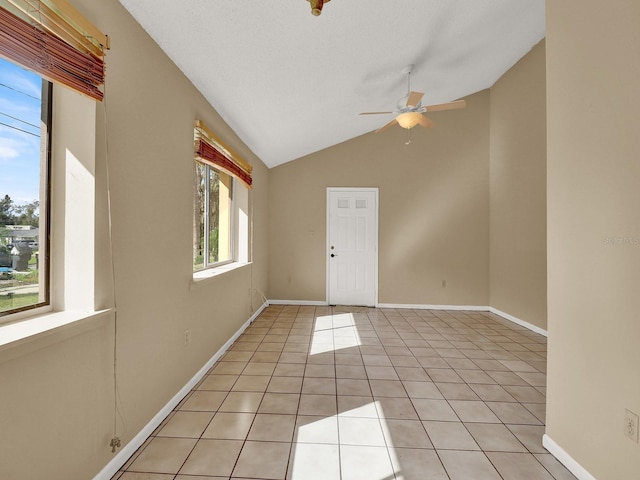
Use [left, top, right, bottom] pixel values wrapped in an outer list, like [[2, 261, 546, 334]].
[[326, 187, 379, 307]]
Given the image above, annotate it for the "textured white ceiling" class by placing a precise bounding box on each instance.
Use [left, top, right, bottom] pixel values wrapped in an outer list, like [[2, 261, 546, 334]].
[[119, 0, 545, 168]]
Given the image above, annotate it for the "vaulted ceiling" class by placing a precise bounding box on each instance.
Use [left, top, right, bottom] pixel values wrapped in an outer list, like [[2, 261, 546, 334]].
[[119, 0, 545, 168]]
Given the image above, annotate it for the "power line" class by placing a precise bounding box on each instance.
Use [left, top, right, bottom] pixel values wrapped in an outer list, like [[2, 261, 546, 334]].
[[0, 121, 39, 137], [0, 111, 39, 130], [0, 82, 40, 101]]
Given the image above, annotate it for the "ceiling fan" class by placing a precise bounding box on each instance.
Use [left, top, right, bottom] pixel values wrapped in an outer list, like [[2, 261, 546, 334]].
[[360, 65, 466, 133]]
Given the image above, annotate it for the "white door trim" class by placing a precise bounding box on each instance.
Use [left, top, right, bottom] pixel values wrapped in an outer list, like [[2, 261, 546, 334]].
[[326, 187, 379, 307]]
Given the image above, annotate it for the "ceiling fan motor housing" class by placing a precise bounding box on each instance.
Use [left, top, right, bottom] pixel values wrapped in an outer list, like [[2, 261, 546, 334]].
[[397, 95, 422, 111]]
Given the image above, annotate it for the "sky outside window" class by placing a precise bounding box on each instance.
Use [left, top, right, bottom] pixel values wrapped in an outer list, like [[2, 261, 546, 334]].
[[0, 57, 42, 205]]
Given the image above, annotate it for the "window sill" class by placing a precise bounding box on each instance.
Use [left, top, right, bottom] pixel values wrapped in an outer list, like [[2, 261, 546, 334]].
[[0, 309, 113, 358], [191, 261, 251, 288]]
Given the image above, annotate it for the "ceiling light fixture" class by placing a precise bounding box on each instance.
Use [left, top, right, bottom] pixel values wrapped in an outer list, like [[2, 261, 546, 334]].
[[396, 111, 423, 130], [307, 0, 331, 16]]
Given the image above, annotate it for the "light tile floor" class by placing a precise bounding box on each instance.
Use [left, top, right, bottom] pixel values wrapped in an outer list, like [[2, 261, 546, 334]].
[[112, 305, 577, 480]]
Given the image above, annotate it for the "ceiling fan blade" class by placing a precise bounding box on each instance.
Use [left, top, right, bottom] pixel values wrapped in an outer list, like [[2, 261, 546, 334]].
[[359, 111, 394, 115], [406, 91, 424, 107], [418, 115, 434, 128], [425, 99, 466, 112], [375, 118, 398, 133]]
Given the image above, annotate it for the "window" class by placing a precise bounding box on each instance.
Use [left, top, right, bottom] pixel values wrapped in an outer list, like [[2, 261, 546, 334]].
[[0, 57, 51, 316], [192, 121, 252, 274], [0, 1, 105, 330], [193, 162, 234, 271]]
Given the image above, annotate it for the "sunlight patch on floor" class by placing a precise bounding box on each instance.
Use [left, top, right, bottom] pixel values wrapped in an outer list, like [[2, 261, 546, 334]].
[[290, 401, 400, 480], [309, 313, 362, 355]]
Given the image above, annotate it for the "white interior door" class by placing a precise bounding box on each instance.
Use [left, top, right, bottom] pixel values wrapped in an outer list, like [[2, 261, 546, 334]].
[[327, 188, 378, 306]]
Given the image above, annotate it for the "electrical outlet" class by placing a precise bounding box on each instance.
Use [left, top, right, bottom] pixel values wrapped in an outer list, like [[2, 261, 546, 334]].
[[184, 329, 191, 346], [624, 409, 639, 442]]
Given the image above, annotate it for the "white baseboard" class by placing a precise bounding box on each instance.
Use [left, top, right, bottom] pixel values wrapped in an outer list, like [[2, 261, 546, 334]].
[[268, 299, 328, 306], [93, 301, 268, 480], [377, 303, 490, 312], [376, 303, 547, 337], [489, 306, 547, 337], [543, 434, 597, 480]]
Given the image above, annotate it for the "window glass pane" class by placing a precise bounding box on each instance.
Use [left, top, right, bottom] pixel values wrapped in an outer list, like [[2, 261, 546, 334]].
[[207, 168, 219, 264], [0, 58, 49, 315], [193, 161, 233, 272], [193, 161, 206, 271]]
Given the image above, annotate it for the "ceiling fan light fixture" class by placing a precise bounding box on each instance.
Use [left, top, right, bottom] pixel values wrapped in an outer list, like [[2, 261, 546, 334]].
[[396, 111, 423, 129], [308, 0, 330, 16]]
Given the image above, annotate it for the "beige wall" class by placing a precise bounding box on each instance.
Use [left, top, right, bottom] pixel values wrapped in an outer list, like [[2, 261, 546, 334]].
[[546, 0, 640, 478], [490, 41, 547, 330], [0, 0, 269, 478], [268, 48, 549, 314], [269, 92, 490, 306], [11, 1, 631, 478]]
